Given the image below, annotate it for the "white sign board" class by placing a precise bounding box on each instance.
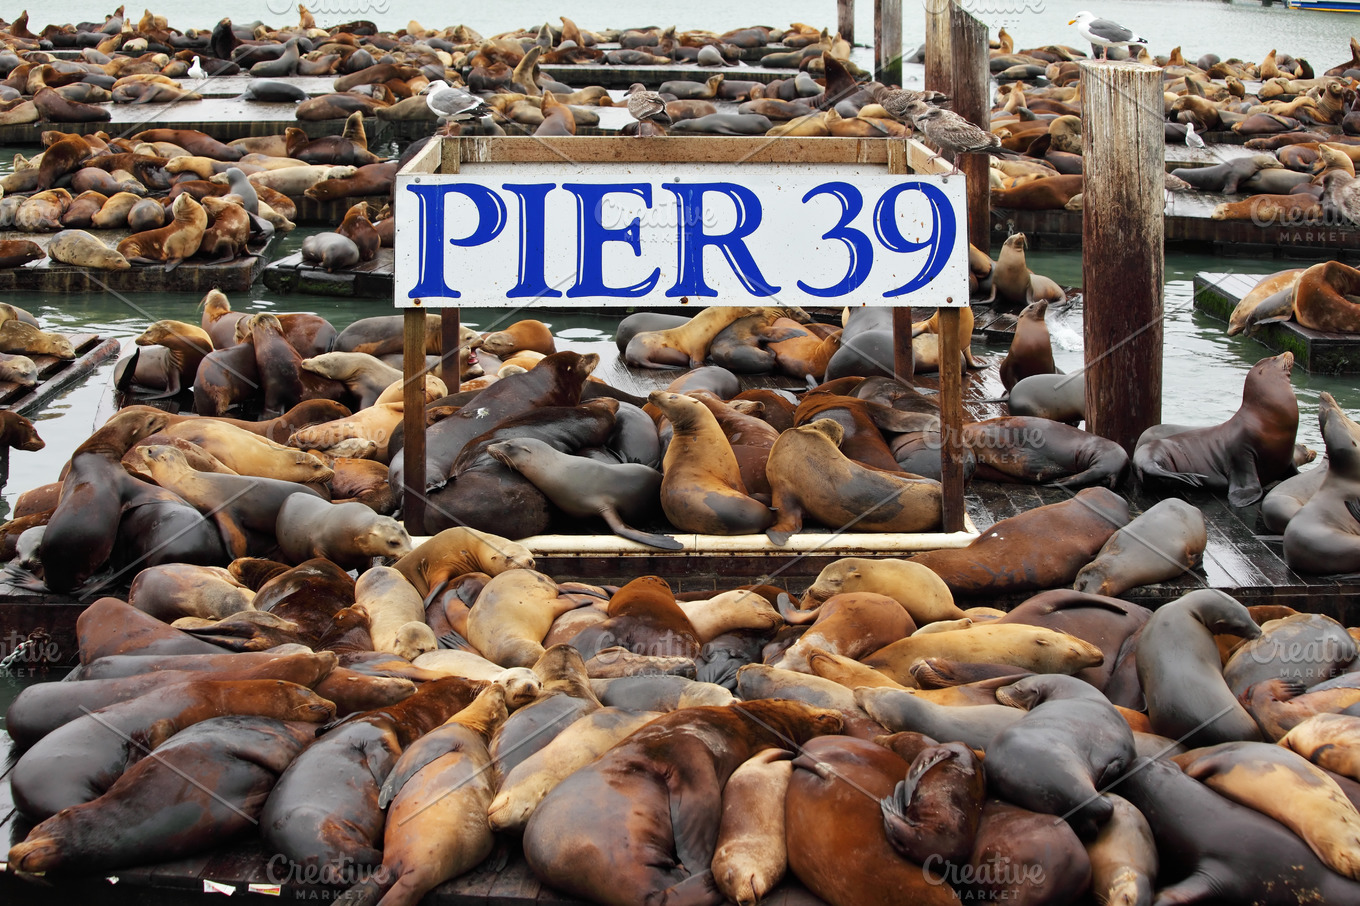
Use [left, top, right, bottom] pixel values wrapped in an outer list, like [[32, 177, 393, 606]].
[[394, 163, 968, 308]]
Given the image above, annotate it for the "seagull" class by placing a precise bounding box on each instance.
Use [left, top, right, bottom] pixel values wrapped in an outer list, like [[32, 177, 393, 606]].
[[423, 80, 492, 124], [869, 83, 950, 124], [187, 56, 205, 80], [1069, 11, 1148, 60], [906, 102, 1020, 174], [1185, 121, 1205, 150], [625, 83, 672, 128]]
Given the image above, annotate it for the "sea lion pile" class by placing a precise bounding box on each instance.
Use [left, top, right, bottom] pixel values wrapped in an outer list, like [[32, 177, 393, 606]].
[[7, 538, 1360, 904], [1225, 259, 1360, 337], [977, 31, 1360, 221]]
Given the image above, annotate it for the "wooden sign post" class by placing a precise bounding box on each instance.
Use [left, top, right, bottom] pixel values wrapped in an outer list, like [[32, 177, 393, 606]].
[[394, 136, 970, 538]]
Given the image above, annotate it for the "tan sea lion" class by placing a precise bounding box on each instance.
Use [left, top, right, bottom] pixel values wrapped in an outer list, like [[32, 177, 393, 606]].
[[986, 233, 1067, 308], [862, 622, 1105, 684], [626, 305, 770, 369], [465, 569, 576, 668], [648, 390, 773, 535], [115, 192, 206, 269], [711, 749, 794, 906], [1226, 268, 1305, 336], [46, 229, 131, 270], [392, 527, 534, 598], [800, 557, 965, 624], [355, 566, 436, 661]]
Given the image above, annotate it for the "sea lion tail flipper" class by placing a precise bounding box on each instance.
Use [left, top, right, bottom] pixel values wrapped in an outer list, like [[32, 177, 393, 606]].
[[163, 258, 184, 272], [114, 346, 140, 393], [776, 593, 820, 624], [438, 629, 477, 652], [600, 509, 683, 551], [422, 578, 450, 609], [1226, 459, 1264, 507]]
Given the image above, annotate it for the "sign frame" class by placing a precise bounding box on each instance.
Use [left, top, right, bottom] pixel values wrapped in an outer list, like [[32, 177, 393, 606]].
[[393, 135, 969, 537]]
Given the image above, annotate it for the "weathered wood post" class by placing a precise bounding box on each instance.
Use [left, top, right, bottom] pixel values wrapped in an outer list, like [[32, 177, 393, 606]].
[[838, 0, 855, 45], [440, 309, 461, 389], [875, 0, 902, 85], [402, 310, 427, 534], [1080, 61, 1164, 453], [923, 0, 951, 96], [888, 141, 914, 382], [950, 5, 991, 255]]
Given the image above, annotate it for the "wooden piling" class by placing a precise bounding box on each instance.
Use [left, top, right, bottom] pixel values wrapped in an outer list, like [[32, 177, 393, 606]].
[[838, 0, 855, 45], [874, 0, 903, 85], [888, 141, 915, 381], [950, 5, 991, 255], [402, 309, 427, 535], [1080, 61, 1164, 454], [937, 308, 966, 533], [924, 0, 951, 95], [440, 308, 461, 389]]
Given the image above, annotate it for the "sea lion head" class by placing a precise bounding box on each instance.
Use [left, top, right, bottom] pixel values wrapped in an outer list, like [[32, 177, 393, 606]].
[[0, 411, 44, 452], [358, 514, 413, 561], [0, 355, 39, 389], [493, 666, 543, 709]]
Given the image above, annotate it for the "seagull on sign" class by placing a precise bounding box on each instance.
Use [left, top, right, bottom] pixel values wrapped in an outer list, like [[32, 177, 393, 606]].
[[1184, 121, 1205, 150], [423, 80, 492, 124], [869, 83, 950, 124], [905, 100, 1021, 175], [187, 56, 206, 80], [1069, 11, 1149, 60], [625, 83, 672, 129]]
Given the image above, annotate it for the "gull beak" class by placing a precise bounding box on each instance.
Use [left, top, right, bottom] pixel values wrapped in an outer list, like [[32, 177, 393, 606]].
[[1067, 18, 1077, 24]]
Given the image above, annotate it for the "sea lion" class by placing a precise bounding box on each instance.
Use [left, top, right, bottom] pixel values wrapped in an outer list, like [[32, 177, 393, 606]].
[[1118, 755, 1360, 905], [301, 232, 360, 272], [649, 390, 773, 535], [988, 675, 1135, 836], [260, 676, 484, 875], [490, 645, 603, 779], [488, 708, 661, 834], [197, 195, 251, 261], [626, 305, 770, 369], [8, 716, 318, 874], [1285, 394, 1360, 572], [1136, 588, 1263, 747], [465, 569, 574, 668], [1170, 154, 1283, 193], [998, 299, 1057, 391], [784, 736, 962, 906], [711, 749, 795, 906], [990, 174, 1084, 211], [800, 557, 965, 624], [46, 229, 130, 270], [487, 437, 676, 549], [523, 700, 843, 906], [862, 622, 1105, 684], [392, 527, 534, 598], [962, 416, 1129, 488], [1222, 612, 1357, 696], [1072, 498, 1207, 596], [274, 494, 411, 569], [771, 592, 915, 674], [1174, 740, 1360, 879], [854, 686, 1025, 749], [765, 419, 942, 543], [119, 319, 212, 397], [300, 352, 401, 408], [1294, 260, 1360, 334], [127, 563, 256, 622], [11, 676, 334, 821], [335, 201, 379, 260], [1006, 372, 1085, 423], [568, 575, 701, 662], [1245, 676, 1360, 741], [879, 741, 985, 865], [1283, 713, 1360, 781], [478, 319, 556, 357], [1134, 352, 1299, 506], [0, 354, 39, 389], [0, 238, 44, 268], [0, 409, 44, 452], [909, 487, 1129, 596], [115, 192, 206, 269], [0, 321, 74, 359], [1227, 269, 1306, 336]]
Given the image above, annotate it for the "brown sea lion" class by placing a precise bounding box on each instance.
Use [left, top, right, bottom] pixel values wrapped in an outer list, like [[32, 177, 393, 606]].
[[999, 299, 1057, 390], [478, 318, 556, 357], [626, 305, 770, 369], [197, 195, 251, 261], [274, 494, 411, 570], [567, 575, 701, 662], [334, 201, 379, 261], [771, 592, 915, 673], [1226, 268, 1305, 336], [766, 419, 942, 543], [1285, 393, 1360, 573], [0, 239, 45, 269], [115, 192, 206, 268], [909, 487, 1129, 596], [260, 676, 485, 874], [1294, 261, 1360, 333], [119, 319, 212, 397], [711, 749, 795, 906], [1134, 352, 1299, 506], [648, 390, 773, 535], [524, 700, 844, 906], [392, 526, 534, 597]]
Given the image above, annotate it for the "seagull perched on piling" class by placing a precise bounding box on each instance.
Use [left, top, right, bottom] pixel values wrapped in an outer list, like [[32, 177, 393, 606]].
[[1069, 11, 1148, 60], [625, 83, 672, 129], [905, 101, 1020, 174], [422, 80, 492, 124], [187, 56, 205, 79]]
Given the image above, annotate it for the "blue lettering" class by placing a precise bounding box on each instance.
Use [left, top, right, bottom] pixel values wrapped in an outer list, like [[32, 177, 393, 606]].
[[874, 182, 955, 297], [404, 183, 507, 300], [663, 183, 780, 297], [797, 182, 873, 297], [563, 183, 660, 298], [503, 184, 562, 299]]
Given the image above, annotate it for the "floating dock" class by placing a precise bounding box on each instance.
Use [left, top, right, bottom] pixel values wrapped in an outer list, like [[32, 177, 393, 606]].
[[1194, 271, 1360, 374], [263, 248, 396, 297]]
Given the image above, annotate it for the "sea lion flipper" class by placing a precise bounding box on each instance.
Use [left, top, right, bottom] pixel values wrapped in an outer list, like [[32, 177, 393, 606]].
[[668, 760, 721, 875], [1345, 499, 1360, 526], [1227, 454, 1264, 507], [438, 629, 477, 652], [599, 507, 683, 551]]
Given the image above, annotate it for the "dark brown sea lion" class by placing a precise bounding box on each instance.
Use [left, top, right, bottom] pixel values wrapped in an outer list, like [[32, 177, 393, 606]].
[[302, 160, 398, 202], [524, 700, 844, 906], [197, 195, 251, 261], [117, 319, 212, 397], [1136, 588, 1263, 748], [10, 675, 334, 821], [0, 409, 44, 452], [334, 201, 379, 260], [567, 575, 701, 661], [1134, 352, 1299, 506], [0, 239, 45, 268], [785, 735, 962, 906], [909, 487, 1129, 596], [999, 299, 1056, 390], [260, 676, 485, 875], [962, 416, 1129, 488], [9, 716, 316, 874], [880, 741, 985, 864], [237, 312, 348, 417]]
